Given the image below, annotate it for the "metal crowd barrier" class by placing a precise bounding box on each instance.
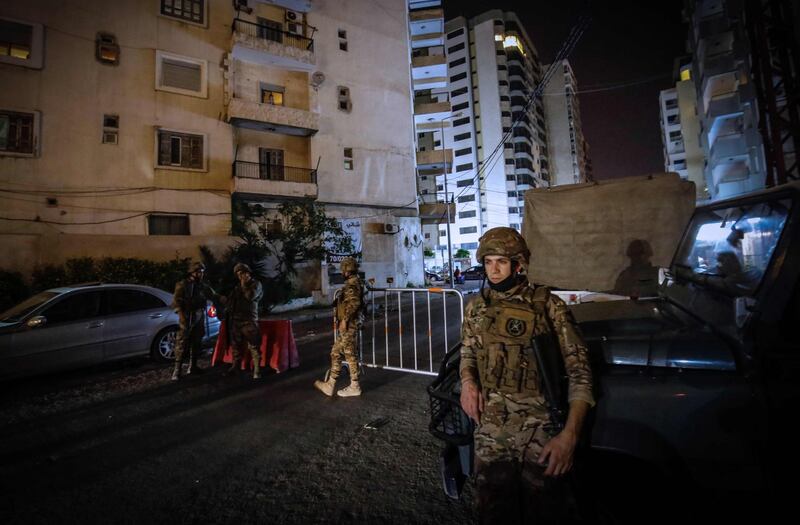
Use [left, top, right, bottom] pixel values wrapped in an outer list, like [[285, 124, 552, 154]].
[[333, 287, 465, 377]]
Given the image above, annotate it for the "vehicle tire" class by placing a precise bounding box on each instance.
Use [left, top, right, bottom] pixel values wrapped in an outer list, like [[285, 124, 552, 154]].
[[152, 326, 178, 363]]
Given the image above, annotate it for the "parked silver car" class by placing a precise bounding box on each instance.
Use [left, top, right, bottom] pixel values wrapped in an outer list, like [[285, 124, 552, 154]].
[[0, 283, 220, 380]]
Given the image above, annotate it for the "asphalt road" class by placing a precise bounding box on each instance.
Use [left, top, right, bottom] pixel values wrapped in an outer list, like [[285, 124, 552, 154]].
[[0, 294, 474, 525]]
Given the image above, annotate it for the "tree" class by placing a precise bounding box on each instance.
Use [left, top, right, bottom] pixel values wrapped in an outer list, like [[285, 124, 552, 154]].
[[202, 200, 354, 312], [423, 248, 435, 258], [454, 248, 470, 259]]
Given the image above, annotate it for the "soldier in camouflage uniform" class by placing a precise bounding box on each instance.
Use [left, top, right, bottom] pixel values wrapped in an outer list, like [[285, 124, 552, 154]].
[[171, 262, 212, 380], [459, 227, 594, 524], [314, 257, 364, 398], [219, 263, 264, 379]]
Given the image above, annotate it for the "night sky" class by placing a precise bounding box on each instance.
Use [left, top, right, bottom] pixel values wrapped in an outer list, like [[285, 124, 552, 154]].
[[441, 0, 687, 180]]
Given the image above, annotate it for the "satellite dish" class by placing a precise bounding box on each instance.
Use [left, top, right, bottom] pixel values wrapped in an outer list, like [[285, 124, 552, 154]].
[[310, 71, 326, 87]]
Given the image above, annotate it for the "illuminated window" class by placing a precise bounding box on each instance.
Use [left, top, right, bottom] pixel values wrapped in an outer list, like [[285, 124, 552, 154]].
[[494, 34, 503, 42], [680, 67, 692, 81], [503, 35, 524, 54], [260, 83, 285, 105], [0, 17, 43, 69]]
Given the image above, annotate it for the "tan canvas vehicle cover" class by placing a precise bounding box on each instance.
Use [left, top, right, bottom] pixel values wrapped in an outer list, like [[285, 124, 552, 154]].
[[523, 173, 696, 292]]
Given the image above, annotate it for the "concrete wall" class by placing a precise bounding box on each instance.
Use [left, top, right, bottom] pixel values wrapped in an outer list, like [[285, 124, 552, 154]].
[[310, 0, 419, 210]]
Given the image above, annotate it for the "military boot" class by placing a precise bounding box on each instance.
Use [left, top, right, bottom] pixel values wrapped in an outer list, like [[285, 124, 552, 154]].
[[171, 362, 181, 381], [252, 358, 261, 379], [223, 360, 238, 376], [336, 381, 361, 397], [186, 355, 200, 375], [314, 375, 337, 396]]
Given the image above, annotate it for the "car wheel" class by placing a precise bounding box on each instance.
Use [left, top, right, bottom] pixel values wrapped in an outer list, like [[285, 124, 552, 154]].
[[152, 326, 178, 363]]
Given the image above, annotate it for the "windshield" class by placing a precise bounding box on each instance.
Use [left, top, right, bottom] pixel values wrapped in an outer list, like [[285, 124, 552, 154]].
[[0, 291, 60, 323], [673, 199, 791, 296]]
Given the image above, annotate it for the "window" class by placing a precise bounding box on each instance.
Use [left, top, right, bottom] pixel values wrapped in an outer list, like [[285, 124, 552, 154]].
[[337, 86, 352, 112], [156, 51, 207, 98], [461, 242, 478, 250], [451, 87, 468, 97], [102, 114, 119, 145], [261, 83, 285, 105], [459, 210, 476, 219], [439, 230, 447, 237], [0, 109, 38, 156], [454, 132, 471, 142], [449, 57, 466, 68], [455, 163, 473, 172], [508, 191, 517, 197], [149, 214, 190, 235], [450, 72, 467, 83], [456, 179, 472, 187], [447, 28, 464, 39], [437, 184, 444, 191], [107, 290, 166, 315], [453, 117, 470, 127], [160, 0, 206, 26], [0, 17, 44, 69], [43, 292, 103, 325], [156, 129, 205, 170], [458, 194, 475, 203], [448, 42, 465, 54], [95, 32, 120, 65], [455, 147, 472, 157], [452, 101, 469, 112], [338, 29, 348, 51], [508, 207, 518, 214], [424, 232, 431, 240], [460, 226, 477, 235], [343, 147, 353, 170]]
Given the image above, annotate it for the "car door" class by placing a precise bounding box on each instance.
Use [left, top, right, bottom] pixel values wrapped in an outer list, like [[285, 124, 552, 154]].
[[103, 288, 170, 359], [7, 290, 105, 376]]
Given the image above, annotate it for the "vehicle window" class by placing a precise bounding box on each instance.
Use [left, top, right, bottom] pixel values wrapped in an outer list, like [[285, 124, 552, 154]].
[[42, 291, 104, 324], [0, 291, 60, 322], [673, 198, 791, 296], [107, 289, 166, 315]]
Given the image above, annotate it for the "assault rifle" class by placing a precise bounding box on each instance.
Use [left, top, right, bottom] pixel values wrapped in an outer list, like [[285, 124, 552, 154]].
[[531, 332, 569, 431]]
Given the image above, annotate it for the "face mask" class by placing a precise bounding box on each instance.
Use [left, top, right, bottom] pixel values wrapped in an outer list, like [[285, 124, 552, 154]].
[[488, 272, 520, 292]]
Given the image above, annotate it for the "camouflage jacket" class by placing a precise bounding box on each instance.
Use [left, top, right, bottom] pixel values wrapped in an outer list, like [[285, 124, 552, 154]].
[[336, 274, 364, 323], [172, 278, 209, 323], [460, 279, 595, 407], [226, 279, 263, 322]]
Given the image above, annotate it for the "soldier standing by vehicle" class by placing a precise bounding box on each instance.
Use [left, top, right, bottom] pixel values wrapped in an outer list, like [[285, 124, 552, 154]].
[[314, 256, 364, 398], [219, 263, 263, 379], [459, 227, 594, 523], [171, 262, 212, 381]]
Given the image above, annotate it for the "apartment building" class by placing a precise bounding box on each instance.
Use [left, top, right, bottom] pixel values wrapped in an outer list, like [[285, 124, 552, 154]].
[[0, 0, 423, 294], [685, 0, 766, 200], [431, 10, 549, 266], [659, 61, 706, 199], [407, 1, 455, 268], [543, 59, 590, 186]]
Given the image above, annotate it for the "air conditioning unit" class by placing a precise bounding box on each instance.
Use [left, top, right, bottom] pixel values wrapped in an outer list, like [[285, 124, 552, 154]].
[[285, 10, 303, 34], [383, 224, 399, 234]]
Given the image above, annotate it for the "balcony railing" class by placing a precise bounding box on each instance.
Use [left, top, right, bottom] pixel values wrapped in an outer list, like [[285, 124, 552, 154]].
[[233, 18, 314, 52], [233, 160, 317, 183]]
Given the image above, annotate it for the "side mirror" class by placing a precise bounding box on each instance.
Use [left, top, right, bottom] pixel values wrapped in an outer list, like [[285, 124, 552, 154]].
[[26, 315, 47, 329]]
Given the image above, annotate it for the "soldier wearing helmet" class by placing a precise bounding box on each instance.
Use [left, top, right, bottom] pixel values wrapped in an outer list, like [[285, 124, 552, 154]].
[[170, 261, 213, 380], [216, 262, 264, 379], [459, 227, 594, 522], [314, 256, 364, 397]]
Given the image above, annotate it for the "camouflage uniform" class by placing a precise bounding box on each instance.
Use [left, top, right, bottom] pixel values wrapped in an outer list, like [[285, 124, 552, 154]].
[[329, 272, 364, 382], [224, 264, 263, 378], [460, 227, 594, 523], [171, 267, 212, 378], [314, 257, 364, 397]]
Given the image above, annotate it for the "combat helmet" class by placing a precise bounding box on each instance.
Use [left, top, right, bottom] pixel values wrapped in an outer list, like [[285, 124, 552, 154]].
[[233, 262, 252, 275], [340, 257, 358, 275], [476, 227, 531, 267]]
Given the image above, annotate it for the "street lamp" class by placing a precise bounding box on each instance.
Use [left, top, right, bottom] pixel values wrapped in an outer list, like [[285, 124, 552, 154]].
[[440, 111, 463, 288]]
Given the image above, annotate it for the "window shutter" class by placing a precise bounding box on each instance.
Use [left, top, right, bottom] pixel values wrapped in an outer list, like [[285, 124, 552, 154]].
[[158, 131, 171, 165], [189, 136, 203, 168], [161, 58, 201, 92]]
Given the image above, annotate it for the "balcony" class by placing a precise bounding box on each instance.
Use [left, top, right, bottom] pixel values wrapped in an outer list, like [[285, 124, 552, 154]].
[[411, 53, 447, 90], [413, 98, 451, 126], [416, 148, 453, 174], [706, 92, 742, 120], [232, 161, 317, 199], [712, 158, 751, 185], [710, 132, 749, 166], [231, 18, 315, 72], [227, 97, 319, 136], [418, 193, 455, 224]]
